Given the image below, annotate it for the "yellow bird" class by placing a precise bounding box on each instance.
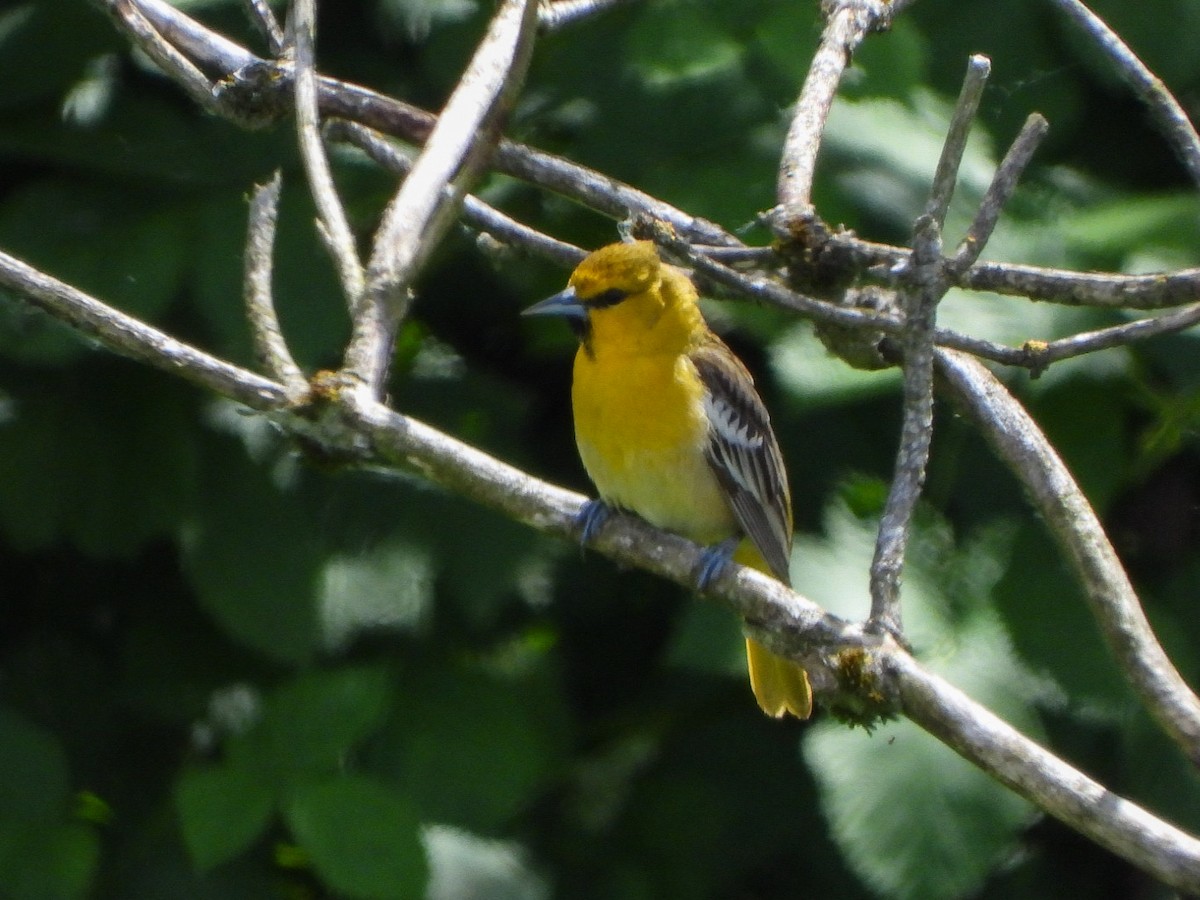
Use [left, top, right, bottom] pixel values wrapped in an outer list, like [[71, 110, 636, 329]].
[[524, 241, 812, 719]]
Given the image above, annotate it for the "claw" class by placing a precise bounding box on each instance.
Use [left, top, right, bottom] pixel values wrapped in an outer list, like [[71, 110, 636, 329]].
[[575, 499, 612, 545], [694, 536, 741, 591]]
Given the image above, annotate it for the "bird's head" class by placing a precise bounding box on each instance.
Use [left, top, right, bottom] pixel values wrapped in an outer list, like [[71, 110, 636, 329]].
[[523, 241, 700, 355]]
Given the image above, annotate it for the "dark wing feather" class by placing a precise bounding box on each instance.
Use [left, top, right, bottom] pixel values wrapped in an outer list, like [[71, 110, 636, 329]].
[[690, 340, 793, 585]]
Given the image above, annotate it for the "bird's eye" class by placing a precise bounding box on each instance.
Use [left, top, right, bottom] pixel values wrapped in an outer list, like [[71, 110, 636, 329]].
[[586, 287, 628, 309]]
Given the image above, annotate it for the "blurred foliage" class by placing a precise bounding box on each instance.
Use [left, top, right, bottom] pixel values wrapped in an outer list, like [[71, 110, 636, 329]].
[[2, 0, 1200, 897]]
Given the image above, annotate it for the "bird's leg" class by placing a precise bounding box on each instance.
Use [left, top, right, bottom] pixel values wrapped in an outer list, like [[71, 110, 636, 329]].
[[575, 498, 613, 544], [694, 536, 742, 591]]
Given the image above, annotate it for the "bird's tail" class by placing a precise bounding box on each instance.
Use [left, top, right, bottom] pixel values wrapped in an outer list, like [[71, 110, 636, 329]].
[[745, 638, 812, 719], [733, 541, 812, 719]]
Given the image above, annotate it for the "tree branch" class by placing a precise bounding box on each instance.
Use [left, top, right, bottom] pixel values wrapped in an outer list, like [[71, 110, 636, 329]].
[[935, 348, 1200, 767], [327, 121, 586, 269], [538, 0, 641, 31], [868, 56, 990, 634], [891, 651, 1200, 893], [0, 250, 287, 410], [1049, 0, 1200, 193], [244, 172, 307, 401], [777, 0, 911, 213], [342, 0, 540, 393], [292, 0, 366, 310]]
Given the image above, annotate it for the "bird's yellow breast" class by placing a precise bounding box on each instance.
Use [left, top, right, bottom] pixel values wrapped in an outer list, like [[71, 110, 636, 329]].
[[572, 347, 735, 544]]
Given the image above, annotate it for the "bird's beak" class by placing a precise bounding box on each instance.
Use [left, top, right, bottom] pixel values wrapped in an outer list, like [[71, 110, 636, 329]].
[[521, 286, 587, 323]]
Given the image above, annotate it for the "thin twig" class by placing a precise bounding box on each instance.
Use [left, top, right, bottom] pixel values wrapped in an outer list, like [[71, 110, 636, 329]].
[[105, 0, 221, 113], [343, 0, 540, 393], [0, 250, 287, 410], [891, 651, 1200, 895], [292, 0, 366, 309], [925, 55, 991, 224], [117, 0, 741, 248], [129, 0, 275, 75], [935, 348, 1200, 767], [328, 120, 585, 269], [244, 172, 307, 399], [791, 231, 1200, 310], [538, 0, 639, 31], [868, 216, 941, 635], [244, 0, 286, 55], [1049, 0, 1200, 193], [951, 113, 1049, 274], [961, 262, 1200, 309], [1029, 303, 1200, 370], [777, 0, 903, 213]]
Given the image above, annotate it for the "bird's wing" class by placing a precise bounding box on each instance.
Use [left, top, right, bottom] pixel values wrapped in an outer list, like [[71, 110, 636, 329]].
[[690, 339, 793, 585]]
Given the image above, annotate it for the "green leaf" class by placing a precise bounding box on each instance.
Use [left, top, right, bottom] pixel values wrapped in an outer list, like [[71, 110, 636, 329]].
[[0, 371, 198, 557], [770, 324, 901, 410], [1061, 193, 1200, 262], [318, 540, 435, 651], [375, 666, 566, 831], [0, 821, 99, 900], [0, 4, 118, 108], [284, 775, 427, 900], [423, 824, 549, 900], [804, 615, 1039, 900], [992, 521, 1130, 705], [176, 764, 275, 871], [627, 3, 743, 89], [230, 666, 393, 785], [796, 503, 1042, 897], [183, 435, 323, 664], [0, 707, 69, 825], [0, 182, 185, 365]]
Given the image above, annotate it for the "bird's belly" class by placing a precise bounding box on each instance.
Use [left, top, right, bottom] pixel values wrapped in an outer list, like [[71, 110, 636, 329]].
[[572, 353, 736, 544]]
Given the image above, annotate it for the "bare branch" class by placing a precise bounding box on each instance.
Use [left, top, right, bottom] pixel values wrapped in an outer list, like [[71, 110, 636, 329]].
[[292, 0, 367, 308], [103, 0, 221, 113], [936, 348, 1200, 767], [129, 0, 258, 74], [328, 121, 586, 269], [777, 0, 905, 213], [786, 230, 1200, 310], [244, 0, 286, 55], [116, 0, 740, 247], [1028, 303, 1200, 370], [538, 0, 640, 31], [869, 55, 998, 633], [341, 383, 1200, 896], [925, 55, 991, 224], [244, 172, 307, 400], [868, 220, 939, 635], [892, 651, 1200, 894], [0, 250, 287, 410], [950, 113, 1049, 274], [1049, 0, 1200, 193], [342, 0, 540, 393], [960, 262, 1200, 309]]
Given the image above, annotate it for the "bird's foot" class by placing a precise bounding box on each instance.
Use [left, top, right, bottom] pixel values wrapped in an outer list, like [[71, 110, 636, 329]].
[[575, 499, 612, 545], [694, 536, 741, 591]]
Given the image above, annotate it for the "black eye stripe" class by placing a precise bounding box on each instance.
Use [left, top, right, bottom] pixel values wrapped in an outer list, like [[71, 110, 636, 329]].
[[585, 287, 628, 309]]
